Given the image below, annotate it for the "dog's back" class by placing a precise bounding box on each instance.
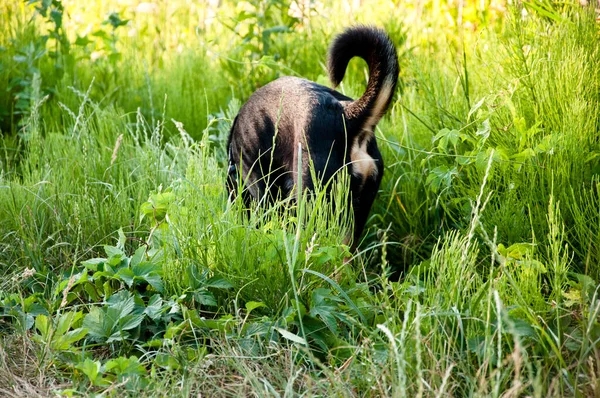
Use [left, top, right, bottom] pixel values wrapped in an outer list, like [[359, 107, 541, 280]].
[[227, 26, 399, 246]]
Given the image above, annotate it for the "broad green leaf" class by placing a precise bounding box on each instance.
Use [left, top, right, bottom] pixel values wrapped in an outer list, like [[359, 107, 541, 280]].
[[116, 268, 135, 287], [144, 295, 164, 320], [55, 327, 88, 350], [84, 283, 101, 301], [511, 148, 536, 163], [76, 358, 108, 387], [141, 190, 176, 222], [107, 291, 136, 316], [133, 261, 161, 276], [434, 128, 460, 151], [132, 262, 164, 292], [130, 246, 146, 268], [312, 309, 337, 334], [503, 242, 535, 260], [82, 307, 106, 340], [82, 258, 105, 271], [83, 292, 142, 343], [104, 245, 123, 259], [193, 290, 217, 307], [105, 356, 146, 377], [35, 314, 50, 339], [205, 276, 233, 290], [245, 301, 266, 313], [506, 316, 536, 338], [141, 273, 164, 292], [426, 165, 458, 193], [117, 228, 127, 250], [275, 327, 307, 345], [118, 314, 144, 331], [55, 311, 83, 336]]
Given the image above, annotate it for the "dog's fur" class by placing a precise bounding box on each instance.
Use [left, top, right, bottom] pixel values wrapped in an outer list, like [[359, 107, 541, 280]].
[[227, 26, 399, 248]]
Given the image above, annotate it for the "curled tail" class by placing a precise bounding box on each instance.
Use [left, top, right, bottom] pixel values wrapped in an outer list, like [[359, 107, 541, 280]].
[[327, 26, 399, 129]]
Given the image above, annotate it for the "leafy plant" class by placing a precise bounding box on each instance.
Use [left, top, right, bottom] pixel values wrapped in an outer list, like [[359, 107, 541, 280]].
[[83, 291, 145, 343], [218, 0, 300, 90], [33, 311, 87, 351], [28, 0, 71, 78], [70, 355, 148, 391], [1, 292, 47, 332]]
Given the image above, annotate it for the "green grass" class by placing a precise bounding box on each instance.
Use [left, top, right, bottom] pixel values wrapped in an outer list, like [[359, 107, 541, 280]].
[[1, 0, 600, 396]]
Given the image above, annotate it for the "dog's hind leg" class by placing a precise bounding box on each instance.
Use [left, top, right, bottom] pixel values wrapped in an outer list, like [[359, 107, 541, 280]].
[[350, 174, 382, 251], [226, 161, 238, 198]]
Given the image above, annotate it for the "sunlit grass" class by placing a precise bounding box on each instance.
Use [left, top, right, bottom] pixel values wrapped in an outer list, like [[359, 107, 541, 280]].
[[1, 0, 600, 396]]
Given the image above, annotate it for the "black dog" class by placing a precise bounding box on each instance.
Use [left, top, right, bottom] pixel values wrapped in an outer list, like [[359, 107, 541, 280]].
[[227, 26, 399, 249]]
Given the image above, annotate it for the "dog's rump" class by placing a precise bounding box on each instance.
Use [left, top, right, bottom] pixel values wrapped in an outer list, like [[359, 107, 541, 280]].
[[228, 77, 354, 200]]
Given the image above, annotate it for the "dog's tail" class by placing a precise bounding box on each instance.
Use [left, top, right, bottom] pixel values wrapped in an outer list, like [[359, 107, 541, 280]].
[[328, 26, 399, 130]]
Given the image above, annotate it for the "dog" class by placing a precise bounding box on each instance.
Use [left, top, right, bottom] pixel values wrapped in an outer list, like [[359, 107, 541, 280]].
[[226, 26, 399, 249]]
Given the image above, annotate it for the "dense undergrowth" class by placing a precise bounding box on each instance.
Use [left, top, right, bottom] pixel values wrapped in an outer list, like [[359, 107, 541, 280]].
[[1, 0, 600, 396]]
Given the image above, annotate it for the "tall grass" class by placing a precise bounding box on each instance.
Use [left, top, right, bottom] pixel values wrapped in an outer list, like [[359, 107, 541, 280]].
[[1, 0, 600, 396]]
